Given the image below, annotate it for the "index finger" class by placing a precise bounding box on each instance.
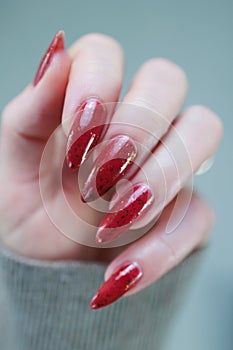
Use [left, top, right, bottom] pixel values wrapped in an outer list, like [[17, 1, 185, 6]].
[[63, 33, 124, 170]]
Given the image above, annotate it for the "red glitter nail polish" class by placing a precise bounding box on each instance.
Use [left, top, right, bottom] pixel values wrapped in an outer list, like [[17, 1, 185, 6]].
[[33, 30, 65, 86], [90, 262, 143, 309], [96, 183, 153, 244], [81, 135, 137, 202], [66, 99, 106, 170]]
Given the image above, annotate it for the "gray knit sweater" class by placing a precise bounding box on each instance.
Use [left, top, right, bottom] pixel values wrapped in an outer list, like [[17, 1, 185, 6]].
[[0, 245, 201, 350]]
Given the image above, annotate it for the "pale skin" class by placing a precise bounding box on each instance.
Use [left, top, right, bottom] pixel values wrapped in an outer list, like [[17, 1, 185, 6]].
[[0, 33, 223, 297]]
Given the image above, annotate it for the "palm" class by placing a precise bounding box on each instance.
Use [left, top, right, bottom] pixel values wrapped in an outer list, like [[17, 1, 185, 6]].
[[0, 61, 115, 261], [0, 129, 106, 259]]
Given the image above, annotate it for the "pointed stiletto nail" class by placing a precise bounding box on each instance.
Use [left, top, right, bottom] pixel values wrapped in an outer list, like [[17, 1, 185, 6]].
[[33, 30, 65, 86], [81, 135, 137, 202], [66, 99, 106, 170], [96, 183, 153, 244], [90, 262, 143, 309]]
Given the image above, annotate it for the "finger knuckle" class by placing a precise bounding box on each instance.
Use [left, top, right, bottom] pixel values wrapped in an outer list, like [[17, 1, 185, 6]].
[[1, 103, 13, 132], [141, 58, 188, 83], [1, 103, 11, 120], [186, 105, 224, 139], [76, 33, 123, 56]]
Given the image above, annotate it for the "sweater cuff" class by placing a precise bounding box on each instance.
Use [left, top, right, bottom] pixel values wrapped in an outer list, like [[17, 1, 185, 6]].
[[0, 245, 203, 350]]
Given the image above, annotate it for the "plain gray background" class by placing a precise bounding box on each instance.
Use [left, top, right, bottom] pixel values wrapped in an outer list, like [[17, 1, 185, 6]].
[[0, 0, 232, 349]]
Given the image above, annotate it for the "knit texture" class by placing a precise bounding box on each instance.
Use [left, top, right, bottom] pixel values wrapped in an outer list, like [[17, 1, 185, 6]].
[[0, 246, 202, 350]]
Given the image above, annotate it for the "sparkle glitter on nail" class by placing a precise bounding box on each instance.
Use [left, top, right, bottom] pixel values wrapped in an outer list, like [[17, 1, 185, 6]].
[[66, 99, 106, 170], [96, 183, 154, 244], [81, 135, 137, 202], [90, 262, 143, 309]]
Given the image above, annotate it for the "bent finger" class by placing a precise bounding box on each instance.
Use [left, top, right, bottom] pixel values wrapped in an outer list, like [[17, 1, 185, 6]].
[[90, 188, 215, 309], [95, 105, 223, 244], [63, 33, 124, 170], [81, 58, 188, 202]]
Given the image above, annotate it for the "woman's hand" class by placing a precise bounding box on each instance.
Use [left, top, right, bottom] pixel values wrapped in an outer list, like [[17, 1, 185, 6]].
[[0, 32, 223, 308]]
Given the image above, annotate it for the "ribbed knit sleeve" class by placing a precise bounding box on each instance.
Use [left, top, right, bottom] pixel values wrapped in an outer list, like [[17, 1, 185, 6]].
[[0, 245, 202, 350]]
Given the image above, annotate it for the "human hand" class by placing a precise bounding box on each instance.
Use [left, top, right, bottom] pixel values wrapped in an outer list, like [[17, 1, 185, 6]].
[[0, 32, 223, 308]]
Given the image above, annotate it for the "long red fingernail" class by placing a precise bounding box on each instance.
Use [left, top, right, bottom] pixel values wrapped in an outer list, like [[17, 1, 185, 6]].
[[66, 99, 106, 170], [90, 262, 143, 309], [96, 183, 153, 244], [33, 30, 65, 86], [81, 135, 137, 202]]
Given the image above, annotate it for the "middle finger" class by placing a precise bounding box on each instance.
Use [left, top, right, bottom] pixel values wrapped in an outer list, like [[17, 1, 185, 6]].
[[81, 58, 188, 202]]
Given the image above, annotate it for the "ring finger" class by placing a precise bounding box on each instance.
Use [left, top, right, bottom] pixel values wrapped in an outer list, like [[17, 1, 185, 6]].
[[96, 105, 223, 244]]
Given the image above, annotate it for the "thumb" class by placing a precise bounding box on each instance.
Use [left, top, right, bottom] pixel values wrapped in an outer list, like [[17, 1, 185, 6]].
[[0, 31, 71, 181]]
